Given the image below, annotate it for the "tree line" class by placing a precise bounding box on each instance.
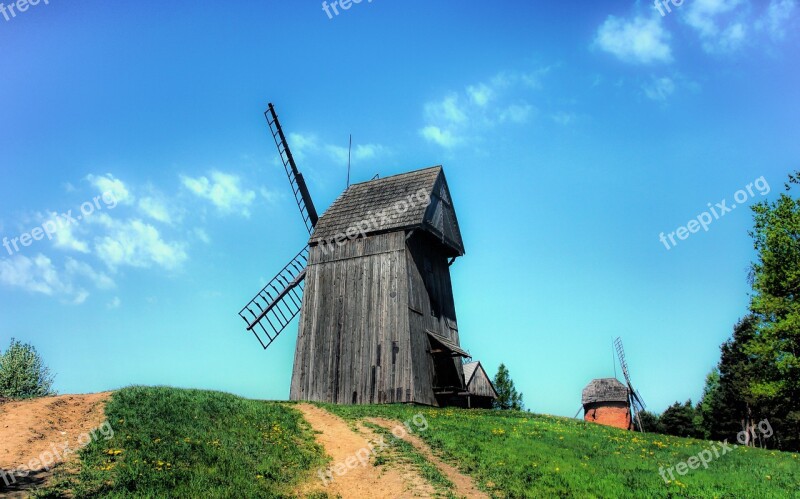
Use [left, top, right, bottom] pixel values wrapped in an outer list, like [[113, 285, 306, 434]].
[[641, 172, 800, 452]]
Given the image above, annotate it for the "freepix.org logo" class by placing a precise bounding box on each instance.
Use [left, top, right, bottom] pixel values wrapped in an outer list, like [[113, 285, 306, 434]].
[[1, 0, 50, 23]]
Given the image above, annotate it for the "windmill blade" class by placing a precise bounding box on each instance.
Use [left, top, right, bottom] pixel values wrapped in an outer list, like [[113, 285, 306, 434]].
[[239, 246, 309, 350], [265, 103, 319, 234], [614, 337, 634, 387], [631, 389, 647, 411]]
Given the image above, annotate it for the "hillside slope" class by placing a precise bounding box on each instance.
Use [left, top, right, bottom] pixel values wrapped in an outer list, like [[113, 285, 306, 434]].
[[9, 388, 798, 498], [326, 404, 800, 498]]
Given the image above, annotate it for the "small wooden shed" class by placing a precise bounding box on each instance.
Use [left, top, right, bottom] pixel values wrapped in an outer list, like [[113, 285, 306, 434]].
[[582, 378, 631, 430], [462, 361, 498, 409]]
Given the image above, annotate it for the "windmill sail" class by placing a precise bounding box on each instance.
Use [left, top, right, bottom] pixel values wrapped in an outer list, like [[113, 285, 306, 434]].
[[614, 337, 646, 432], [239, 246, 309, 350], [265, 103, 318, 234]]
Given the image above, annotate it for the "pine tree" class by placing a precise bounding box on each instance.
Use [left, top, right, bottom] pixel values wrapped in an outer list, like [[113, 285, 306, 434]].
[[493, 363, 524, 410]]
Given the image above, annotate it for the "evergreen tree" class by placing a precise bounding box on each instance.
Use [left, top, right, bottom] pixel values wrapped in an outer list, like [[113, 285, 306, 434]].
[[659, 400, 700, 438], [493, 363, 524, 410]]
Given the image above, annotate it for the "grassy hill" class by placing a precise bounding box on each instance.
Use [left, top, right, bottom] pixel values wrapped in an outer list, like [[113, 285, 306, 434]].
[[36, 387, 799, 498], [327, 404, 800, 498]]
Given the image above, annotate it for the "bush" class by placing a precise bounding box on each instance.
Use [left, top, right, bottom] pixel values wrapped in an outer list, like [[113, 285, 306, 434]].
[[0, 338, 55, 399]]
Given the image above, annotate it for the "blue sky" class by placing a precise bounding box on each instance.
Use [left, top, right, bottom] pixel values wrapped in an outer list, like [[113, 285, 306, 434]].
[[1, 0, 798, 417]]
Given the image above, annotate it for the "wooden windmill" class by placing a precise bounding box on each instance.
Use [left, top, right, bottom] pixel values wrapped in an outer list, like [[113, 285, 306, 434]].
[[239, 103, 473, 406], [581, 337, 647, 431]]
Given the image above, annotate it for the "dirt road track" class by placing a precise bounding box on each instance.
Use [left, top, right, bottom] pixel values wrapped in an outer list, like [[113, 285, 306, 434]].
[[0, 392, 111, 497]]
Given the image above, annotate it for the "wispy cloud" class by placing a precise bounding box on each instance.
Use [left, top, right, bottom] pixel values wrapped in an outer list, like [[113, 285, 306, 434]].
[[643, 76, 677, 101], [756, 0, 797, 39], [86, 173, 133, 205], [0, 254, 113, 304], [595, 15, 673, 64], [324, 143, 389, 166], [92, 214, 187, 271], [419, 69, 544, 149], [285, 131, 389, 168], [181, 171, 257, 217], [684, 0, 748, 53]]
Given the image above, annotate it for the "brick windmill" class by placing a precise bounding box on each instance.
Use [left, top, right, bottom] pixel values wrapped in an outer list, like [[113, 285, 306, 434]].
[[239, 104, 476, 406]]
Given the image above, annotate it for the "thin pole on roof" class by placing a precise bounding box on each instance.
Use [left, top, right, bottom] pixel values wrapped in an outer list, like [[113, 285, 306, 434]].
[[346, 134, 352, 188]]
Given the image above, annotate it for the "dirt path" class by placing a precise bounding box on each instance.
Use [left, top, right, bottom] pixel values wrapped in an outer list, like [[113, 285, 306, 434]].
[[368, 417, 488, 499], [0, 392, 112, 497], [294, 404, 435, 498]]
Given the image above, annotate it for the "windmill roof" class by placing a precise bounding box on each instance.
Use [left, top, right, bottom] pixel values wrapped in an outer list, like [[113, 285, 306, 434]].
[[310, 165, 465, 256], [582, 378, 629, 405]]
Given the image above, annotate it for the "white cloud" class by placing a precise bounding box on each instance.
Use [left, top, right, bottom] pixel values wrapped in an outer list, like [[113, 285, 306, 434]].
[[95, 218, 187, 271], [324, 143, 388, 166], [756, 0, 797, 39], [181, 171, 256, 217], [42, 212, 90, 254], [0, 254, 89, 304], [86, 174, 133, 205], [287, 133, 319, 161], [424, 94, 469, 126], [467, 84, 494, 107], [595, 15, 673, 64], [643, 76, 677, 101], [685, 0, 748, 52], [65, 257, 115, 289], [420, 126, 461, 149], [138, 196, 173, 224], [193, 228, 211, 244], [419, 70, 542, 149], [499, 104, 533, 124]]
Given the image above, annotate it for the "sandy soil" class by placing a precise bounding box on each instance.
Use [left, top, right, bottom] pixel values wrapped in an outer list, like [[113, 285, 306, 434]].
[[295, 403, 436, 498], [0, 392, 112, 497], [368, 417, 488, 499]]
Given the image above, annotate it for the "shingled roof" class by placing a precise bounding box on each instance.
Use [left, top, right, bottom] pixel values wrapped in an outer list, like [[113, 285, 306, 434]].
[[310, 165, 465, 256], [582, 378, 630, 405]]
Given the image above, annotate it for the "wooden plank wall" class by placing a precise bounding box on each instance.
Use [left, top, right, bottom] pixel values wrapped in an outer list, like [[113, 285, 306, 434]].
[[290, 231, 416, 404], [406, 232, 465, 403], [468, 365, 498, 398]]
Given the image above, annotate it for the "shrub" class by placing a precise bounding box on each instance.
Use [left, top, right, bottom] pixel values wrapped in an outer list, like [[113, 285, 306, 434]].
[[0, 338, 55, 399]]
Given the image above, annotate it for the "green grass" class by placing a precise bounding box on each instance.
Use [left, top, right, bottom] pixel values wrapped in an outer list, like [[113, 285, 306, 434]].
[[36, 387, 328, 498], [324, 404, 800, 498]]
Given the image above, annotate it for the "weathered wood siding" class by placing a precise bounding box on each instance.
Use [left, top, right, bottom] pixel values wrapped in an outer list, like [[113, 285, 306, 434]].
[[290, 232, 416, 404], [467, 365, 497, 398], [406, 232, 464, 403]]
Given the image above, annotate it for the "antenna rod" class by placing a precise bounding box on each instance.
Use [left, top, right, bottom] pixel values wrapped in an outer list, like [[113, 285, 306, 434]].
[[347, 134, 352, 188]]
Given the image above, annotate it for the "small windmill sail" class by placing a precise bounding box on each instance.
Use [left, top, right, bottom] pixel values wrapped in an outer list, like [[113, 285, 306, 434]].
[[614, 337, 647, 432]]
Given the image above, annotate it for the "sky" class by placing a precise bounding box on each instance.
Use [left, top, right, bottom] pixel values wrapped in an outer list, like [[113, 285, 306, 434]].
[[0, 0, 798, 418]]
